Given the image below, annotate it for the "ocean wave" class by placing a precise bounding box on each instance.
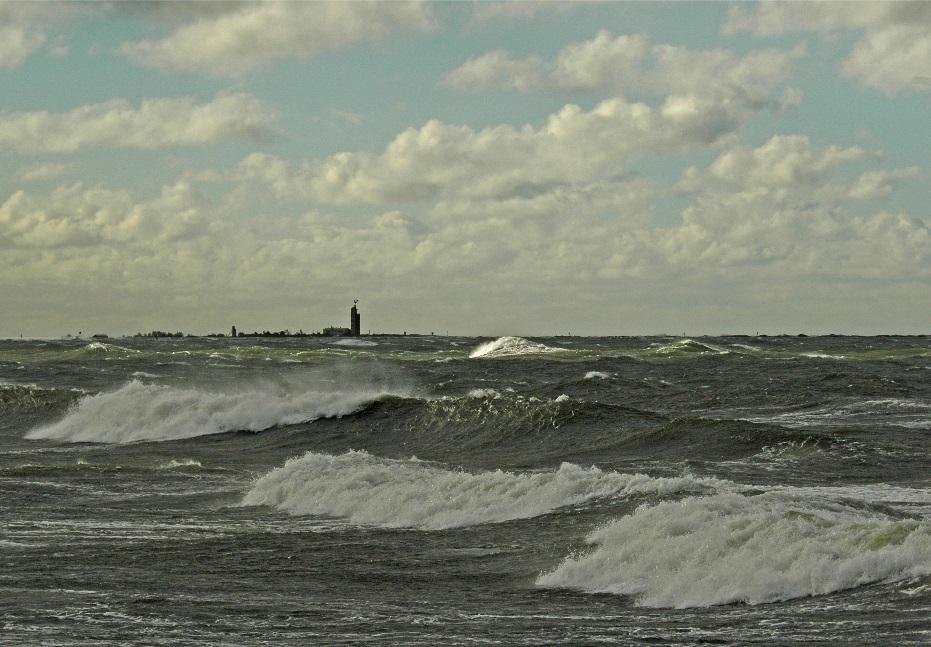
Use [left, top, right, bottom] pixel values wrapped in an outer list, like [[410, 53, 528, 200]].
[[801, 352, 846, 359], [72, 342, 141, 358], [0, 382, 81, 413], [158, 459, 203, 470], [26, 379, 400, 444], [469, 336, 558, 359], [241, 450, 726, 530], [537, 492, 931, 608], [329, 339, 379, 347], [648, 339, 730, 356], [738, 398, 931, 429], [584, 371, 612, 380]]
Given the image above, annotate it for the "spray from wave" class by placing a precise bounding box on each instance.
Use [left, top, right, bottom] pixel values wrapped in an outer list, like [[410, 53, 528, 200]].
[[649, 339, 730, 356], [241, 450, 727, 530], [537, 492, 931, 608], [469, 336, 558, 359], [26, 377, 403, 444]]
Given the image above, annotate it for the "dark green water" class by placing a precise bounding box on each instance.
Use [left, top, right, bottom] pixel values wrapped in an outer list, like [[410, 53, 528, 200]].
[[2, 335, 930, 645]]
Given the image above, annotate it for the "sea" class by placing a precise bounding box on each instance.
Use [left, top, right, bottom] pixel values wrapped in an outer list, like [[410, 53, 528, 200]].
[[1, 334, 929, 645]]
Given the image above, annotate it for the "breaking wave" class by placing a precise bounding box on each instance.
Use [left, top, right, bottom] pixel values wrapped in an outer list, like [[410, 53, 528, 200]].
[[537, 492, 931, 608], [648, 339, 730, 356], [158, 459, 203, 470], [329, 339, 378, 347], [469, 336, 558, 359], [72, 342, 141, 358], [26, 379, 399, 444], [241, 450, 726, 530]]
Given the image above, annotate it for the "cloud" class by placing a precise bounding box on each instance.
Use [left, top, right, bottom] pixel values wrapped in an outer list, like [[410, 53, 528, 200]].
[[233, 94, 753, 207], [0, 92, 276, 153], [472, 1, 580, 22], [121, 1, 433, 77], [725, 1, 931, 94], [17, 162, 69, 182], [664, 136, 930, 278], [0, 181, 213, 249], [0, 2, 55, 68], [2, 131, 927, 335], [676, 135, 873, 194], [447, 30, 804, 107], [846, 167, 922, 201]]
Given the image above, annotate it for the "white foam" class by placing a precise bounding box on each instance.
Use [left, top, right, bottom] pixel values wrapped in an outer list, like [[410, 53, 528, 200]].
[[79, 342, 139, 354], [584, 371, 612, 380], [739, 398, 931, 429], [241, 450, 726, 530], [131, 371, 163, 379], [466, 388, 500, 399], [537, 492, 931, 608], [329, 339, 378, 347], [651, 339, 730, 355], [469, 336, 558, 359], [158, 459, 203, 470], [26, 379, 398, 443]]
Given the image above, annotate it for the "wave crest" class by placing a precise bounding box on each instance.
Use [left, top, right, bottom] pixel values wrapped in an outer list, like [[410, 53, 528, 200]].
[[469, 336, 558, 359], [241, 450, 725, 530], [26, 379, 396, 444], [537, 492, 931, 608]]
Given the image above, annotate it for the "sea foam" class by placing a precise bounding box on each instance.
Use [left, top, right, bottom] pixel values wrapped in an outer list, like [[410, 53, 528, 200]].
[[241, 450, 726, 530], [26, 379, 396, 443], [469, 336, 558, 359], [537, 492, 931, 608]]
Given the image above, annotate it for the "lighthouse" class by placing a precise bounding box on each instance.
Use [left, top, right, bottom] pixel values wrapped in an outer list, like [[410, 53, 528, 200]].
[[350, 300, 361, 337]]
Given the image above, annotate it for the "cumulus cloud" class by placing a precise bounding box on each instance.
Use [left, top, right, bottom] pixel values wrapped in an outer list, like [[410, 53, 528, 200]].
[[2, 131, 928, 335], [0, 93, 276, 153], [0, 181, 213, 249], [664, 136, 930, 278], [0, 1, 56, 68], [17, 162, 69, 182], [447, 30, 804, 107], [846, 167, 923, 201], [233, 94, 753, 207], [220, 133, 930, 290], [676, 135, 873, 194], [472, 1, 580, 22], [725, 1, 931, 94], [121, 1, 433, 77]]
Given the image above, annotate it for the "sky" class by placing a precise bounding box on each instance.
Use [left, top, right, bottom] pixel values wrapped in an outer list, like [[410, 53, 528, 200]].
[[0, 0, 929, 337]]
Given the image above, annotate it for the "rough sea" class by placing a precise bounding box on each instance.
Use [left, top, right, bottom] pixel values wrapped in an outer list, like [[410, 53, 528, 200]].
[[2, 334, 929, 645]]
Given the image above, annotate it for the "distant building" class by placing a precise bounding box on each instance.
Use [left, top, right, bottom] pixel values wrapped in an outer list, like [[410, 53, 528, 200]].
[[231, 325, 237, 338], [350, 300, 361, 337], [323, 326, 352, 336]]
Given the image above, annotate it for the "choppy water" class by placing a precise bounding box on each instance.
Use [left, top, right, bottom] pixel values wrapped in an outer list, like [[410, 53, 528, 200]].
[[2, 334, 929, 645]]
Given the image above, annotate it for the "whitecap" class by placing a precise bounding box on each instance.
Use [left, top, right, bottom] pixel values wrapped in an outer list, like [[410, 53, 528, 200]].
[[241, 450, 726, 530], [469, 336, 558, 359], [26, 379, 401, 443], [537, 492, 931, 608], [329, 338, 378, 347], [158, 459, 203, 470]]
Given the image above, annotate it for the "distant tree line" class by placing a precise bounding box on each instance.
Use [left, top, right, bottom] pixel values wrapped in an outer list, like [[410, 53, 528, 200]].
[[134, 331, 184, 338]]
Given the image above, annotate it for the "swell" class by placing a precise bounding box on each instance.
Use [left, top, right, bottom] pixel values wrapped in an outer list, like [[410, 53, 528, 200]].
[[338, 393, 667, 467], [241, 449, 728, 529]]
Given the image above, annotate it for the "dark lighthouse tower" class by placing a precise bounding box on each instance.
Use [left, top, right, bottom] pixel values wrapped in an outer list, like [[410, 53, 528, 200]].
[[350, 300, 361, 337]]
